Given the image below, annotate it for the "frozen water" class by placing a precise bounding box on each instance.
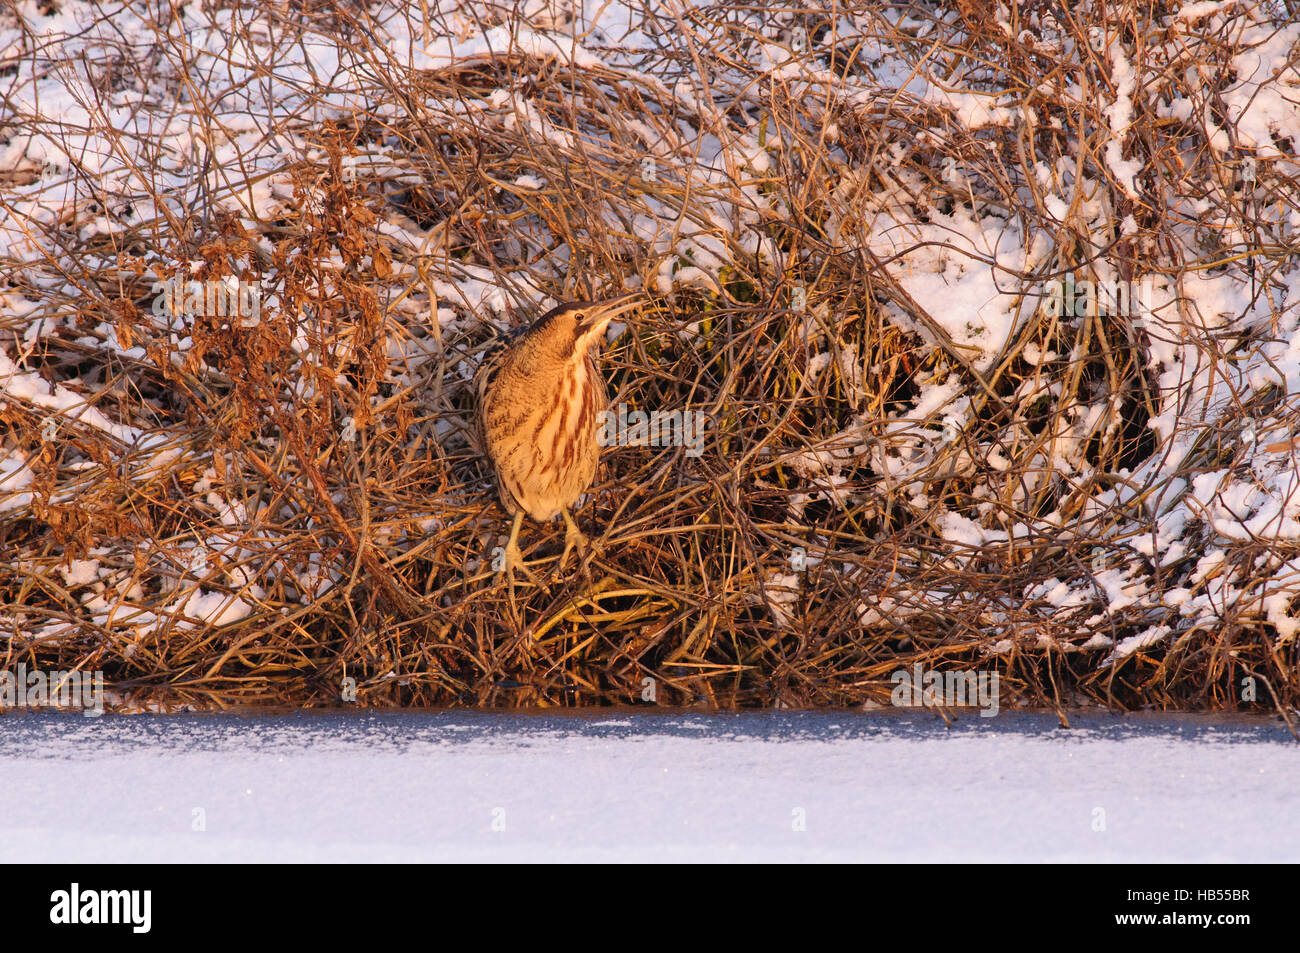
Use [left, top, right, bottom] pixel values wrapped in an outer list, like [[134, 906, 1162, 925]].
[[0, 711, 1294, 862]]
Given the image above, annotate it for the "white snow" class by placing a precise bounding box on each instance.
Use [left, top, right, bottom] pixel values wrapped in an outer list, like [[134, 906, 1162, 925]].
[[0, 713, 1294, 862], [0, 351, 139, 445], [1104, 42, 1143, 199], [58, 559, 101, 588], [0, 449, 35, 512], [1176, 2, 1234, 21]]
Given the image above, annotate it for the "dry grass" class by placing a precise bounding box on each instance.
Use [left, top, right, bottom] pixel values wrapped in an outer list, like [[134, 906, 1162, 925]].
[[1, 0, 1298, 717]]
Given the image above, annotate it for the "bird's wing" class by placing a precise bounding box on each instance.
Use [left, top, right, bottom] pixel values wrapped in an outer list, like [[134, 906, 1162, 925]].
[[471, 329, 520, 456]]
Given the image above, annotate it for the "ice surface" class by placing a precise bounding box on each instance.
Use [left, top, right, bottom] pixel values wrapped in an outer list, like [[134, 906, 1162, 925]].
[[0, 712, 1294, 862]]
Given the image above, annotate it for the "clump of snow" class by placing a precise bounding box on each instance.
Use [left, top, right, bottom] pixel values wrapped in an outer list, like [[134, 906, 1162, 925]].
[[58, 559, 102, 588], [1103, 41, 1143, 199], [0, 352, 139, 445]]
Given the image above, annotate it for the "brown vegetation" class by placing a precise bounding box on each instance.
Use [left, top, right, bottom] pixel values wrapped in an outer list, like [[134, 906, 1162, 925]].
[[1, 1, 1298, 718]]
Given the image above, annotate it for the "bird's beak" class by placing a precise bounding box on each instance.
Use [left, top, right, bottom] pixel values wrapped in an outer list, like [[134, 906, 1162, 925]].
[[577, 293, 642, 335]]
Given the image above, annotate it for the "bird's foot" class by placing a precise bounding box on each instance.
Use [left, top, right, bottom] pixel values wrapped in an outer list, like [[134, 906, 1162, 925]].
[[498, 539, 541, 586], [558, 510, 588, 572], [558, 528, 587, 571]]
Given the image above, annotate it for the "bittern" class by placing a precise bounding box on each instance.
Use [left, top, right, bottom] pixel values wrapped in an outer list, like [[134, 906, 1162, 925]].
[[475, 293, 641, 580]]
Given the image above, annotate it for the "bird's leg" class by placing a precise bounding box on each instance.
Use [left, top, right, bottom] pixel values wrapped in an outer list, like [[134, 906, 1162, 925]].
[[559, 507, 588, 570], [499, 511, 539, 585]]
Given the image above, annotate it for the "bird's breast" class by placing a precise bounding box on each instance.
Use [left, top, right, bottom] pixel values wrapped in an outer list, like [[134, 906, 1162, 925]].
[[485, 353, 608, 522]]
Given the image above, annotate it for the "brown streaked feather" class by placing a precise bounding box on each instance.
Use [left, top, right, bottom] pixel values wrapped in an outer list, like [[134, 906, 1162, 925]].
[[473, 295, 636, 523]]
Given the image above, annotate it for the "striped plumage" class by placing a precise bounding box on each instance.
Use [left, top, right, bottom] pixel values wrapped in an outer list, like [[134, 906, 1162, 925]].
[[474, 294, 640, 578]]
